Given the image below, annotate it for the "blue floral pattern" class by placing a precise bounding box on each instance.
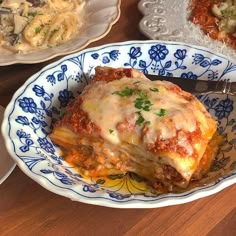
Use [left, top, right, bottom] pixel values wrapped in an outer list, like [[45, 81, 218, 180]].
[[3, 41, 236, 207]]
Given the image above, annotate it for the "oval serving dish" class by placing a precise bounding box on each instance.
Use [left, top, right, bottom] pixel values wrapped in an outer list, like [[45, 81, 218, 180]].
[[2, 40, 236, 208]]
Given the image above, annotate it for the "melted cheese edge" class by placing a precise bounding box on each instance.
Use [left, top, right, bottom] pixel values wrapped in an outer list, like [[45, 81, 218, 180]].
[[82, 77, 205, 144]]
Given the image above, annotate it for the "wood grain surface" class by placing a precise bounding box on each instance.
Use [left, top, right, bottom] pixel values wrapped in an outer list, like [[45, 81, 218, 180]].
[[0, 1, 235, 235]]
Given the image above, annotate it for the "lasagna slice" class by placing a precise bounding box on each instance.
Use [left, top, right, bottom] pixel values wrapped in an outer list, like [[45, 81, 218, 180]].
[[50, 66, 219, 192]]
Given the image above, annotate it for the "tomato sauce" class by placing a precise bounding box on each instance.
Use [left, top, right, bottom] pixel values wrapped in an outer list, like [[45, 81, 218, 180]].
[[190, 0, 236, 49]]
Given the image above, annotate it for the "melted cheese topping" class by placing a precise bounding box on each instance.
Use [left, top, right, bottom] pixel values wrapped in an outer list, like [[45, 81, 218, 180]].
[[51, 68, 219, 191], [81, 77, 201, 150]]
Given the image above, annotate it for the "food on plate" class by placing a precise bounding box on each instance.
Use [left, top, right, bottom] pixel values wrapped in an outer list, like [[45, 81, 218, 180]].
[[50, 66, 221, 193], [189, 0, 236, 49], [0, 0, 85, 54]]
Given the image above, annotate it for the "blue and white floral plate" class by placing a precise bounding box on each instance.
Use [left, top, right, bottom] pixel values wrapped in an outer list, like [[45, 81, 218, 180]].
[[2, 41, 236, 208]]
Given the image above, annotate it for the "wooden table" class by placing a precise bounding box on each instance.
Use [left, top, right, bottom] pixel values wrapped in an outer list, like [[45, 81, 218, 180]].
[[0, 1, 235, 235]]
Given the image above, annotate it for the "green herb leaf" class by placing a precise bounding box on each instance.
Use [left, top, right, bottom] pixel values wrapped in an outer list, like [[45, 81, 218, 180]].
[[137, 90, 147, 99], [35, 27, 42, 34], [28, 12, 37, 17], [109, 129, 114, 134], [155, 109, 166, 117], [112, 87, 134, 97], [133, 81, 140, 84], [136, 112, 145, 126], [134, 97, 152, 111], [149, 87, 159, 92]]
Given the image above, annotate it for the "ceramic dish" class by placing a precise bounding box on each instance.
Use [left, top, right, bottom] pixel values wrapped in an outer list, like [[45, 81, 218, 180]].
[[0, 0, 121, 66], [2, 40, 236, 208], [138, 0, 236, 63], [0, 105, 16, 184]]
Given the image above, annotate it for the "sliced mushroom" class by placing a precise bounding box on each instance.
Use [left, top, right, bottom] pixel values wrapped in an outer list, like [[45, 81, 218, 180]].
[[5, 33, 19, 45], [26, 0, 45, 7], [13, 14, 28, 34]]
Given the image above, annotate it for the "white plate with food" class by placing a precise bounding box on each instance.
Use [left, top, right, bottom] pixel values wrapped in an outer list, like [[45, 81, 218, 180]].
[[138, 0, 236, 63], [0, 105, 16, 184], [1, 40, 236, 208], [0, 0, 121, 65]]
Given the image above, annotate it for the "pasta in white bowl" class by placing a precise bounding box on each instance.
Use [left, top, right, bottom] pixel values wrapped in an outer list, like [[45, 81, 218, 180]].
[[0, 0, 121, 65]]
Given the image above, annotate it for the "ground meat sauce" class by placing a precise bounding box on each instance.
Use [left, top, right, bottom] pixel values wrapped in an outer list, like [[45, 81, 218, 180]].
[[55, 98, 101, 135]]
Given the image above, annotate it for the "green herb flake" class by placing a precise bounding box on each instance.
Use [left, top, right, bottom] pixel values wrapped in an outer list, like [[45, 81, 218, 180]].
[[155, 109, 166, 117], [134, 97, 152, 111], [109, 129, 114, 134], [149, 87, 159, 92], [137, 90, 147, 99], [135, 111, 145, 126], [35, 27, 42, 34], [28, 12, 37, 17], [133, 81, 140, 85], [112, 87, 134, 97]]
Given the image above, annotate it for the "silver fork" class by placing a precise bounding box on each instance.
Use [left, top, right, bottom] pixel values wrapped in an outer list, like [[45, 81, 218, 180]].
[[146, 74, 236, 95]]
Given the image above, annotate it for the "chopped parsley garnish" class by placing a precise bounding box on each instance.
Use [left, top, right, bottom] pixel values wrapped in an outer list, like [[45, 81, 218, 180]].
[[109, 129, 114, 134], [28, 12, 37, 17], [135, 111, 145, 126], [35, 27, 42, 34], [112, 87, 135, 97], [133, 81, 141, 84], [134, 97, 152, 111], [112, 85, 166, 125], [136, 89, 147, 99], [155, 109, 166, 117], [149, 87, 159, 92]]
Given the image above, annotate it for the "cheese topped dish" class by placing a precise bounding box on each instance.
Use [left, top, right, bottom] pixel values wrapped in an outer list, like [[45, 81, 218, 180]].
[[190, 0, 236, 50], [50, 66, 220, 193], [0, 0, 85, 54]]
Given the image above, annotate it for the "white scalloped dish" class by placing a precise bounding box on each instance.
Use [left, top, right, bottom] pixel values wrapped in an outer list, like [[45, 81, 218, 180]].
[[0, 0, 121, 66], [2, 40, 236, 208], [138, 0, 236, 63]]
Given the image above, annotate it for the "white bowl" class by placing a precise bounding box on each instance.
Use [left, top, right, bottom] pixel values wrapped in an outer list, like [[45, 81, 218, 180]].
[[0, 0, 121, 66], [2, 40, 236, 208]]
